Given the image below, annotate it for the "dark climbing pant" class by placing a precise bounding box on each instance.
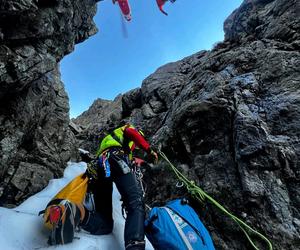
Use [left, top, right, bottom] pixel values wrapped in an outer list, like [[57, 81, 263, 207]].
[[82, 151, 145, 249]]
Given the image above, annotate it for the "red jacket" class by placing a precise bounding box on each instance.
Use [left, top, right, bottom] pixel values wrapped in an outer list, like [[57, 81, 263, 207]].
[[156, 0, 168, 15], [124, 127, 151, 153]]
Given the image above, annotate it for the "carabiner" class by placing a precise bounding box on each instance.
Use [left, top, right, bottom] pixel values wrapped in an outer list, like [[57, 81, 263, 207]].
[[176, 181, 184, 188]]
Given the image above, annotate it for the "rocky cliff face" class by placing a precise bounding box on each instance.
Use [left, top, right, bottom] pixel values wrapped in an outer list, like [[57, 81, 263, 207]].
[[0, 0, 97, 206], [74, 0, 300, 249], [72, 95, 123, 151]]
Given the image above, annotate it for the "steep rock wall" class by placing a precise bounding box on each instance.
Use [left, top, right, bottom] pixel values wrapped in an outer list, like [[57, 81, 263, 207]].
[[74, 0, 300, 249], [0, 0, 97, 206]]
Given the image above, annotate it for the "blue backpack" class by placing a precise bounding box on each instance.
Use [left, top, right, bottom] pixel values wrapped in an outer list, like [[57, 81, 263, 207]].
[[145, 199, 215, 250]]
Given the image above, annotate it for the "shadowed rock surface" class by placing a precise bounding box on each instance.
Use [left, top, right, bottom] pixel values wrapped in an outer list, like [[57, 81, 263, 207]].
[[0, 0, 97, 206], [0, 0, 298, 249], [73, 0, 300, 249]]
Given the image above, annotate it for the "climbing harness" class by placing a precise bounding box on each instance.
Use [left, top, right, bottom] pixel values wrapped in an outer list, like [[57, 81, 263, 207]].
[[132, 162, 146, 197], [175, 181, 184, 188], [121, 160, 147, 219], [158, 151, 273, 250], [86, 160, 99, 180], [100, 151, 111, 177]]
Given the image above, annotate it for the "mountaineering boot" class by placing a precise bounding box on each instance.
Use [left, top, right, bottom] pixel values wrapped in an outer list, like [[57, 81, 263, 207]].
[[45, 200, 85, 245], [125, 240, 146, 250]]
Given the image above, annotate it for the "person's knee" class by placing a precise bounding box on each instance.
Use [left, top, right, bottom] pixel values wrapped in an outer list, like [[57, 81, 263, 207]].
[[125, 196, 145, 214], [90, 221, 113, 235], [123, 186, 144, 212], [81, 210, 113, 235]]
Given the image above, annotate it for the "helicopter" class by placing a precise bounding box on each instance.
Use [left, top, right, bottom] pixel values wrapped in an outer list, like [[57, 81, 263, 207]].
[[109, 0, 177, 21]]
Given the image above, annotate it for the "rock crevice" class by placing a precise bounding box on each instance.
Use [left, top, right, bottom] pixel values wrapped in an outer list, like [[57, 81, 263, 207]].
[[74, 1, 299, 248], [0, 0, 98, 206]]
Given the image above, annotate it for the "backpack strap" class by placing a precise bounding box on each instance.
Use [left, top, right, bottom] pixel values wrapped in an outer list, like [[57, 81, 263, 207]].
[[163, 207, 193, 250], [111, 130, 122, 145], [166, 204, 206, 246]]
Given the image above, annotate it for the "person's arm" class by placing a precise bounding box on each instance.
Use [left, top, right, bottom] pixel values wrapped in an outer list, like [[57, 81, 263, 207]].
[[124, 127, 151, 152], [124, 127, 158, 163]]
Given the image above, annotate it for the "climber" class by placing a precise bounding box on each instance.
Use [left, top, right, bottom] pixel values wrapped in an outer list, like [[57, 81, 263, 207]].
[[81, 123, 158, 250], [113, 0, 132, 21], [156, 0, 176, 16]]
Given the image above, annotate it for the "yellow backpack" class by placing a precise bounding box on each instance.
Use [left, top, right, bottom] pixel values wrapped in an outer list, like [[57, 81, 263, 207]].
[[42, 173, 88, 230]]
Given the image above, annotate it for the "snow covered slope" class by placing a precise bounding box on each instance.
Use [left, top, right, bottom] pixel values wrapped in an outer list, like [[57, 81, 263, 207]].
[[0, 162, 154, 250]]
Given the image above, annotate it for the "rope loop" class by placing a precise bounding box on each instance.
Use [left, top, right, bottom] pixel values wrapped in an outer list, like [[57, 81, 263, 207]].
[[158, 150, 273, 250]]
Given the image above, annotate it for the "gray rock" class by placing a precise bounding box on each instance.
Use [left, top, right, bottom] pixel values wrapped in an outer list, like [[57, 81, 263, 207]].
[[73, 0, 300, 248], [72, 96, 123, 152], [0, 0, 98, 205], [1, 0, 298, 248], [122, 88, 142, 116], [224, 0, 300, 43]]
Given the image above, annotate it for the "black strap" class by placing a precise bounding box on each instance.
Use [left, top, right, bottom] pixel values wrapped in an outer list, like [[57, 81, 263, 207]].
[[111, 131, 123, 145], [38, 209, 46, 216]]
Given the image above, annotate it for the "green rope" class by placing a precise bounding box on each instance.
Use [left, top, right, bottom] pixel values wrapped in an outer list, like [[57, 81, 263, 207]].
[[159, 151, 273, 250]]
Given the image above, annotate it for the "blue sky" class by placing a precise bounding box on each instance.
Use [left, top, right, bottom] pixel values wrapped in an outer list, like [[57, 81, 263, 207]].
[[61, 0, 243, 118]]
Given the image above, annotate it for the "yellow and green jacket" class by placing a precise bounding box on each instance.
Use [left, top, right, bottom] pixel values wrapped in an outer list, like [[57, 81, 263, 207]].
[[96, 124, 150, 159]]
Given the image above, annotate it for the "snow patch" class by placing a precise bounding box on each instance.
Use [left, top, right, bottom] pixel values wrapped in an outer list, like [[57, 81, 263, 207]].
[[0, 162, 153, 250]]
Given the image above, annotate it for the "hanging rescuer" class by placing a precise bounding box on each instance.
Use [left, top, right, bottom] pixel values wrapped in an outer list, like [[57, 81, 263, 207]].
[[108, 0, 177, 21], [96, 0, 131, 21], [156, 0, 176, 15], [113, 0, 132, 21]]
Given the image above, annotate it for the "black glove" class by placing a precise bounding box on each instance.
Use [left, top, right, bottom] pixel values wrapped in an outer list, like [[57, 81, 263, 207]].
[[85, 160, 98, 180], [79, 150, 95, 163], [147, 149, 158, 164]]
